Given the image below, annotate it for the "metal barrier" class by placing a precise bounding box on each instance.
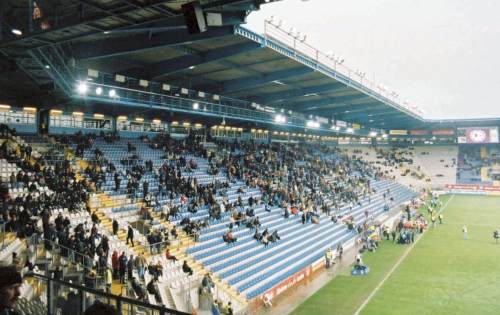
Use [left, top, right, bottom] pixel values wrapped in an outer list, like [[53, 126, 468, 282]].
[[26, 272, 189, 315]]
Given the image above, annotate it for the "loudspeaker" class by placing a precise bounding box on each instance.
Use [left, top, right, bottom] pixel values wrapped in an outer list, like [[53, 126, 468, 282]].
[[182, 1, 207, 34]]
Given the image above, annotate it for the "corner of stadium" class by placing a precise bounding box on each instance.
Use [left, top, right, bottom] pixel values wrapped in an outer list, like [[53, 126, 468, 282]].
[[1, 1, 499, 315]]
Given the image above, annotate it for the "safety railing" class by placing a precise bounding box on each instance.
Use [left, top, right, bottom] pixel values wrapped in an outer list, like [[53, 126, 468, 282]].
[[31, 236, 103, 287], [26, 272, 189, 315], [70, 68, 380, 136]]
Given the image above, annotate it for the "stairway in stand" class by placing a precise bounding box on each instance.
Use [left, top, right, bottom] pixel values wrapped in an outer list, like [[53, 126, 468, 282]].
[[148, 211, 248, 309], [92, 193, 152, 259]]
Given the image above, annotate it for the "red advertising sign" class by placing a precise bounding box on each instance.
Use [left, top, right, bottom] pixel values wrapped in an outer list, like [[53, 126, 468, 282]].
[[445, 184, 500, 194], [410, 130, 429, 135], [432, 129, 455, 135], [252, 264, 317, 309]]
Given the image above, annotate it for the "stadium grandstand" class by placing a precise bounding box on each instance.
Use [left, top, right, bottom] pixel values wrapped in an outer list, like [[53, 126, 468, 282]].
[[0, 1, 499, 315]]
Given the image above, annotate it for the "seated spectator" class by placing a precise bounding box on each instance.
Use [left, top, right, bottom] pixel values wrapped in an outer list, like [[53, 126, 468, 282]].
[[245, 207, 255, 217], [182, 261, 193, 276], [253, 228, 261, 241], [131, 277, 146, 300], [147, 278, 163, 304], [269, 230, 281, 243], [223, 230, 237, 243], [262, 234, 269, 247]]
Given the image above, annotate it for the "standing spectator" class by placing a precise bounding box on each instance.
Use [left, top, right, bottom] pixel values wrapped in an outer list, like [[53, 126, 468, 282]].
[[111, 250, 119, 279], [25, 145, 32, 159], [201, 273, 214, 290], [112, 219, 119, 236], [462, 225, 468, 240], [118, 252, 128, 283], [127, 226, 134, 247], [325, 248, 333, 269], [223, 301, 233, 315], [127, 254, 135, 280], [493, 230, 499, 244], [391, 230, 396, 243], [135, 253, 147, 281], [114, 174, 121, 192], [336, 244, 344, 260]]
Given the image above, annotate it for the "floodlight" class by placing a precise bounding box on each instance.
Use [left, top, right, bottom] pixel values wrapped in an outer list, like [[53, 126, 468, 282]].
[[274, 114, 286, 124], [77, 82, 88, 94], [306, 120, 320, 128], [95, 87, 102, 95]]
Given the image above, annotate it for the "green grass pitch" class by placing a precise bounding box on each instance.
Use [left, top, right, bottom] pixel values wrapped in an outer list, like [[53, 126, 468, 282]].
[[291, 194, 500, 315]]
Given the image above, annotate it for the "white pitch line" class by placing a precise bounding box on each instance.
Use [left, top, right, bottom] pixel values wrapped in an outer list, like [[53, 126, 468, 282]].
[[353, 194, 455, 315]]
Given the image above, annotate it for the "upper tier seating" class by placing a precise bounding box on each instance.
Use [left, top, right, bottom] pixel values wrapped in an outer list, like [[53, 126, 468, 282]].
[[413, 146, 457, 188], [344, 145, 457, 189], [457, 144, 500, 184]]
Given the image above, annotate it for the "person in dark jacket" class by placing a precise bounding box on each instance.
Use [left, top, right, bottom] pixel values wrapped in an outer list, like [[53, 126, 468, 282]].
[[127, 254, 135, 280], [147, 278, 163, 304], [119, 252, 128, 283], [127, 226, 134, 247], [182, 260, 193, 276], [131, 277, 146, 300], [112, 219, 119, 235]]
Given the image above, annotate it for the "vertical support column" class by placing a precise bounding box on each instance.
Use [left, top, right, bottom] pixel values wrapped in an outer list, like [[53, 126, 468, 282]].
[[0, 4, 3, 42], [28, 0, 34, 33], [116, 298, 123, 315], [46, 278, 52, 315], [79, 288, 85, 314]]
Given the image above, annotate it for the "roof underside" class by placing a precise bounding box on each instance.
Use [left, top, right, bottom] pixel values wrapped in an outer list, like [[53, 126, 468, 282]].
[[0, 0, 477, 130], [71, 27, 426, 129]]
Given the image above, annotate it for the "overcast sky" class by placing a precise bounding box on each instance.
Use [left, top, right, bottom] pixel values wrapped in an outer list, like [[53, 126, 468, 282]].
[[246, 0, 500, 119]]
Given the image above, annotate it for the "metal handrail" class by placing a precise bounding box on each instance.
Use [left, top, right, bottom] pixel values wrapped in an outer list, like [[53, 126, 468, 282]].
[[27, 272, 190, 315], [71, 68, 380, 136]]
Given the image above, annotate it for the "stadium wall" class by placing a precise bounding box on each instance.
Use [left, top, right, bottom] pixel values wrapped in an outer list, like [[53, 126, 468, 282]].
[[444, 184, 500, 196]]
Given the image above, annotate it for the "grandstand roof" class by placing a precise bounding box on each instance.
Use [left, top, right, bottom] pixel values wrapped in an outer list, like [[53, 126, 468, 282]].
[[71, 25, 428, 130], [1, 1, 498, 131], [0, 1, 277, 99]]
